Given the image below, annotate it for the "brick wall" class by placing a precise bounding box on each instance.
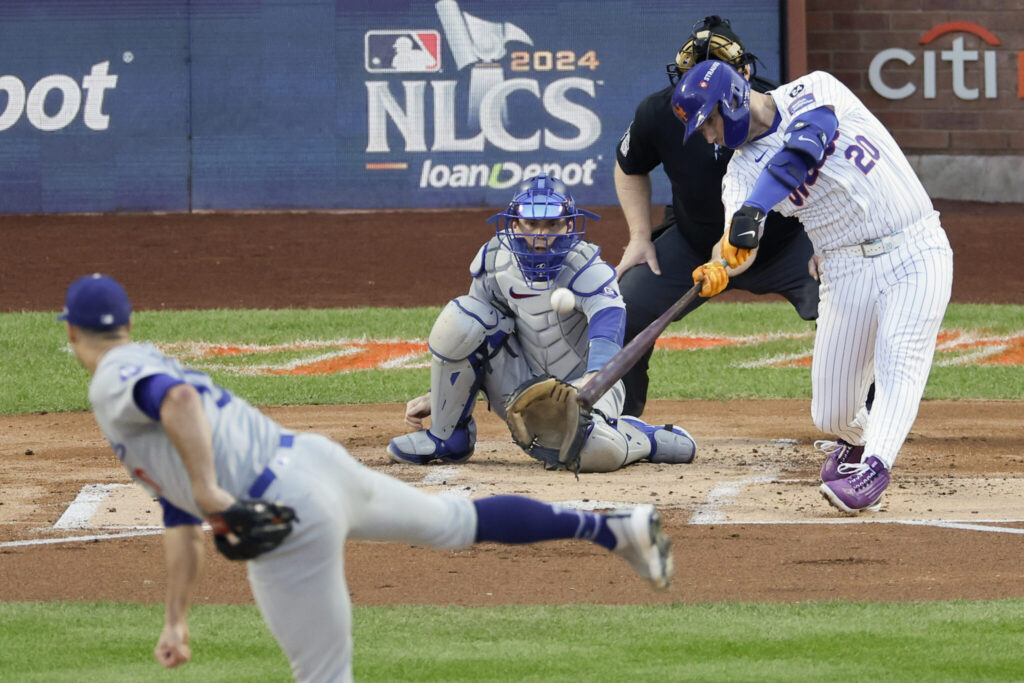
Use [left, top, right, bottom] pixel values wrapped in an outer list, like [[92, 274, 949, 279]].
[[805, 0, 1024, 155]]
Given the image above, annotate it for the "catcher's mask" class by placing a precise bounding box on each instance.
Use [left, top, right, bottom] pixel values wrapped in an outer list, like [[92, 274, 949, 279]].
[[671, 59, 751, 149], [666, 15, 756, 86], [488, 174, 599, 290]]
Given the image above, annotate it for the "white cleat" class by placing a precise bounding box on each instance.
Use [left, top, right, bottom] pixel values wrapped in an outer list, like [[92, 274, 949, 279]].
[[606, 504, 674, 591]]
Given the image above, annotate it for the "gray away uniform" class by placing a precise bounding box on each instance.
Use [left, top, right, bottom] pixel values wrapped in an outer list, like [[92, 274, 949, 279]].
[[90, 342, 477, 682]]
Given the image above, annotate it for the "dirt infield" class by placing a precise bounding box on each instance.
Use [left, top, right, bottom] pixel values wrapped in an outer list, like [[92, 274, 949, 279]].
[[1, 201, 1023, 606]]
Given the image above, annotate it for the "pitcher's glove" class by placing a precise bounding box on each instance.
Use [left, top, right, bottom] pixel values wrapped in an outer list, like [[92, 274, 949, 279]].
[[207, 499, 297, 561], [504, 376, 592, 477]]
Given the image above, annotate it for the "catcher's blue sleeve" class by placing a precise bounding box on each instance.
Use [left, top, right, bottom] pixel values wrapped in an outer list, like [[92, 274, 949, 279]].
[[586, 307, 625, 372]]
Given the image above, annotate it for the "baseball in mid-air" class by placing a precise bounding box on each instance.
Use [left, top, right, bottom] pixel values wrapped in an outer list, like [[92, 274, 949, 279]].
[[550, 287, 575, 313]]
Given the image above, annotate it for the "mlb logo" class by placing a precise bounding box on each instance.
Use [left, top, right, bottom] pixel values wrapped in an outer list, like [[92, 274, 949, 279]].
[[365, 30, 441, 73], [699, 80, 709, 89]]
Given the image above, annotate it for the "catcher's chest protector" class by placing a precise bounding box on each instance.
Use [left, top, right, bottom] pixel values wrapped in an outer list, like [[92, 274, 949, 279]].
[[489, 247, 589, 379]]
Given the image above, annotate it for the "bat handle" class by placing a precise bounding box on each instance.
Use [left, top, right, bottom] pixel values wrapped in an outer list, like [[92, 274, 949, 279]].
[[576, 260, 727, 412]]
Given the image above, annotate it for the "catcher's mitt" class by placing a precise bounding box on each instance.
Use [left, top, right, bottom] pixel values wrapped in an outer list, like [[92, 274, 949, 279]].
[[504, 376, 592, 476], [207, 499, 297, 561]]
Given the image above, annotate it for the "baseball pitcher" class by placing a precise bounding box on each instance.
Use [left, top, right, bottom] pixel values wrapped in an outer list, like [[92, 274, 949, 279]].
[[672, 61, 953, 513], [388, 174, 697, 473], [60, 273, 675, 681]]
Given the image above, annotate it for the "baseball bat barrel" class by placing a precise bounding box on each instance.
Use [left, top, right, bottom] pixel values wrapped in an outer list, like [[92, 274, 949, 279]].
[[577, 279, 705, 411]]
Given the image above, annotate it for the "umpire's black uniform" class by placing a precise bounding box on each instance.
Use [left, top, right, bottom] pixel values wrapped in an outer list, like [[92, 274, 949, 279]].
[[617, 75, 819, 416]]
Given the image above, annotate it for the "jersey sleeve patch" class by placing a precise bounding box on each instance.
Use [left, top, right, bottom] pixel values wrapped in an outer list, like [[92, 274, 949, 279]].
[[787, 92, 816, 116], [159, 497, 203, 527], [133, 373, 185, 421]]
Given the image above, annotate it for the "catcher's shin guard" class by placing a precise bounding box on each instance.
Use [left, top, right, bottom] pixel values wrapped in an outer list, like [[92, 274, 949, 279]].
[[428, 357, 480, 439], [427, 296, 513, 439], [576, 416, 633, 472]]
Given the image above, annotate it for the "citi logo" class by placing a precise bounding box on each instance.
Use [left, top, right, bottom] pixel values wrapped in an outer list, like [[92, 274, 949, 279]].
[[869, 22, 1019, 100], [0, 61, 118, 132]]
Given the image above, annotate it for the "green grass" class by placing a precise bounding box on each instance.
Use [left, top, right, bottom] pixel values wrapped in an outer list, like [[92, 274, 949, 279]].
[[647, 302, 1024, 401], [5, 304, 1024, 680], [5, 303, 1022, 414], [2, 601, 1023, 682]]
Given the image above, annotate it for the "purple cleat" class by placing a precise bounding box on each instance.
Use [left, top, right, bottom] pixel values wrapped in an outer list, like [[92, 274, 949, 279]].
[[819, 455, 889, 514], [816, 439, 866, 483]]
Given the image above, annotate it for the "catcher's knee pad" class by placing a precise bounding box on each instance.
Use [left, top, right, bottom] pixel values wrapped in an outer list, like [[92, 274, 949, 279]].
[[578, 416, 630, 473], [429, 295, 513, 362]]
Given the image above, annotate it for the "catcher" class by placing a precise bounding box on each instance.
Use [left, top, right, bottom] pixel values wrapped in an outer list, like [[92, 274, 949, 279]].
[[60, 273, 675, 681], [389, 174, 697, 473]]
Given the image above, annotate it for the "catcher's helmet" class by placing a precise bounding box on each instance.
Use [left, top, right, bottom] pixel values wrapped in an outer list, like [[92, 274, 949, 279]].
[[488, 174, 599, 289], [666, 15, 756, 86], [671, 59, 751, 149]]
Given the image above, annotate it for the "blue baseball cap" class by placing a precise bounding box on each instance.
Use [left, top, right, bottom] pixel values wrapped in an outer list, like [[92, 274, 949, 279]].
[[58, 273, 132, 329]]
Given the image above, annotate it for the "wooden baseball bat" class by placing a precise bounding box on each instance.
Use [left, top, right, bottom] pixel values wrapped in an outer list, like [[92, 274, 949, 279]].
[[577, 279, 704, 411]]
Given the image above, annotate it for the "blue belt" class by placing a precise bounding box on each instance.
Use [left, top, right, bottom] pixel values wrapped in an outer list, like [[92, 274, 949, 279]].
[[248, 433, 294, 498]]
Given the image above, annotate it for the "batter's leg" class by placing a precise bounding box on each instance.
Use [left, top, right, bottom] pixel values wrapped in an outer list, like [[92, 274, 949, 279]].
[[862, 242, 953, 467], [810, 256, 877, 444]]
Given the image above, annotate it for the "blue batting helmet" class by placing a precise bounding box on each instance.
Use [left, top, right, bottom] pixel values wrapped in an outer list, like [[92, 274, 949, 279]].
[[488, 174, 599, 289], [671, 59, 751, 148]]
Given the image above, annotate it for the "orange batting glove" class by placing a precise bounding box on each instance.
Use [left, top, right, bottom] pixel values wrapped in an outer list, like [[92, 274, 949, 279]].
[[692, 260, 729, 298], [720, 235, 753, 270]]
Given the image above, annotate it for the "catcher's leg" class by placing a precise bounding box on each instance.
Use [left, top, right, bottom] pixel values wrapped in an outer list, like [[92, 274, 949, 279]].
[[577, 382, 697, 472], [388, 296, 513, 464]]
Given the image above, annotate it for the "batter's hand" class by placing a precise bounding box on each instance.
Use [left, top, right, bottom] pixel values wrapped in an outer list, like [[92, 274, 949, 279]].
[[615, 238, 660, 278], [405, 393, 431, 430], [808, 253, 824, 281], [692, 261, 728, 298], [723, 205, 766, 269], [720, 235, 753, 270], [155, 622, 191, 669]]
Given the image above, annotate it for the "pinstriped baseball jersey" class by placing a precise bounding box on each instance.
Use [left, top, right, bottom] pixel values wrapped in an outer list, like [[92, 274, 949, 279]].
[[722, 71, 936, 252], [89, 342, 282, 519]]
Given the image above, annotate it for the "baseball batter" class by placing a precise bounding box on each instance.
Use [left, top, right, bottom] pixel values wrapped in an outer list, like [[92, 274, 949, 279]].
[[389, 174, 697, 473], [60, 273, 674, 682], [672, 61, 953, 513], [614, 15, 819, 417]]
